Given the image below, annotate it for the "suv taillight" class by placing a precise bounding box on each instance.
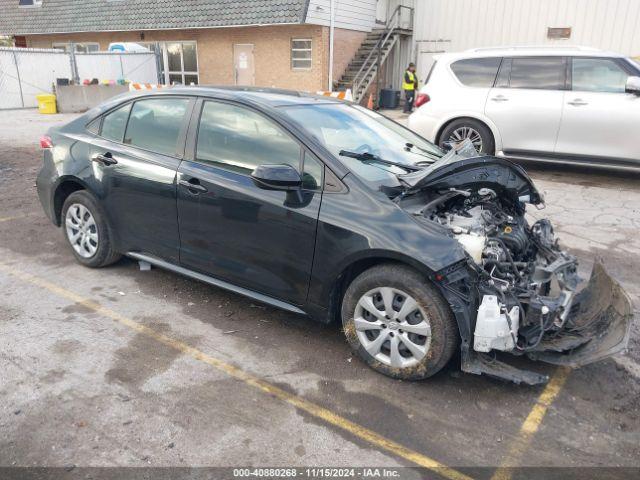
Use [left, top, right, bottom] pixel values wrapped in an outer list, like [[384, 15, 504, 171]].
[[40, 135, 53, 149], [415, 93, 430, 108]]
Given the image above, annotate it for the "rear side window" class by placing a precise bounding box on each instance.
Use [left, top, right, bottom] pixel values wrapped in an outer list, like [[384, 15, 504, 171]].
[[509, 57, 566, 90], [450, 57, 501, 87], [572, 58, 629, 93], [100, 103, 131, 142], [123, 98, 190, 156], [196, 101, 301, 175]]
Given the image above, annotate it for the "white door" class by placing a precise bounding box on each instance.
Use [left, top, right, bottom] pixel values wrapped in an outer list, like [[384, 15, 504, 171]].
[[555, 57, 640, 163], [485, 57, 566, 154], [234, 44, 255, 86]]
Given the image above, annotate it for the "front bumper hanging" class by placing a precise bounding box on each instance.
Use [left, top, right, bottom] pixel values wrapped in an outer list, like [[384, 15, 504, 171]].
[[462, 260, 633, 385], [527, 260, 633, 367]]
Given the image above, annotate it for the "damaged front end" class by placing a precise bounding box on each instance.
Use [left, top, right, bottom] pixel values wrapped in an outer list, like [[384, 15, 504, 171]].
[[398, 152, 633, 385]]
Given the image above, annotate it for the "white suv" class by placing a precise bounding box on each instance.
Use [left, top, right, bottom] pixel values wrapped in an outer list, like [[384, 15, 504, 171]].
[[408, 46, 640, 169]]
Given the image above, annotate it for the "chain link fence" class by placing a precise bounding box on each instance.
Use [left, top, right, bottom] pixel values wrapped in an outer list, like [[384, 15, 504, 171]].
[[0, 47, 160, 110]]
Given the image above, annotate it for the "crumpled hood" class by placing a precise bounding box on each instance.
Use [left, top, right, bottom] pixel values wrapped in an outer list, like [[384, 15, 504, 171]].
[[399, 155, 545, 207]]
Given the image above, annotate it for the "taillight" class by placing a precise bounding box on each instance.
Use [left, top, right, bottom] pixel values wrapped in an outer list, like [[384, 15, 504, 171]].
[[40, 135, 53, 149], [415, 93, 430, 108]]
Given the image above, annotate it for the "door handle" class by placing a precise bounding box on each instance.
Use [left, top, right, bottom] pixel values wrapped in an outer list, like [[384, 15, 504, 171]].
[[568, 99, 588, 106], [92, 152, 117, 166], [178, 178, 208, 194], [490, 95, 509, 102]]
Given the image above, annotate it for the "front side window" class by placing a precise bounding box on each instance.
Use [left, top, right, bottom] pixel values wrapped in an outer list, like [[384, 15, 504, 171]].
[[100, 103, 132, 142], [572, 58, 629, 93], [291, 39, 312, 70], [302, 152, 323, 190], [508, 57, 566, 90], [123, 98, 189, 156], [196, 101, 301, 175], [450, 57, 502, 87]]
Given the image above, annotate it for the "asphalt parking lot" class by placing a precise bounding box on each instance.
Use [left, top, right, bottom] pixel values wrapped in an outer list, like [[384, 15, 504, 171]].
[[1, 110, 639, 478]]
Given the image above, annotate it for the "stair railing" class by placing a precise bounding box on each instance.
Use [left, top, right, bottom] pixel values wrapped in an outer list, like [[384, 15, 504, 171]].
[[351, 4, 414, 103]]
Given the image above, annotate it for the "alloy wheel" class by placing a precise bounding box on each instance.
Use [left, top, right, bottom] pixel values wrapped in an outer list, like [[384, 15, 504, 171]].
[[354, 287, 432, 368], [448, 126, 483, 152], [65, 203, 99, 258]]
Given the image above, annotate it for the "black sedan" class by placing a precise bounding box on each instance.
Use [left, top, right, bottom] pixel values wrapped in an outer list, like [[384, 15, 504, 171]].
[[36, 87, 631, 384]]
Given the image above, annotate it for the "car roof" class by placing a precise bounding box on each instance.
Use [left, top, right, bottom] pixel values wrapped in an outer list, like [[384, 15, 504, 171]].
[[159, 85, 344, 107], [435, 45, 627, 62]]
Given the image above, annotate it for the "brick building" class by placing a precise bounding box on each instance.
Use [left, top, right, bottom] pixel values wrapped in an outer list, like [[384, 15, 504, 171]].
[[0, 0, 403, 94]]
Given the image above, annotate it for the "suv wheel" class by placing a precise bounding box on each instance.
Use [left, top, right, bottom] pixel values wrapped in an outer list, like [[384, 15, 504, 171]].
[[439, 118, 495, 155], [341, 264, 458, 380], [61, 191, 121, 268]]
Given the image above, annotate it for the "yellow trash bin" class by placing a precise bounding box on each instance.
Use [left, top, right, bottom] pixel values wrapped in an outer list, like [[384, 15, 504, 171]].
[[36, 94, 57, 114]]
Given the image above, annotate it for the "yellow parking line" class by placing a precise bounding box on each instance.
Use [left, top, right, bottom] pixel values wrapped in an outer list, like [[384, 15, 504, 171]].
[[490, 366, 571, 480], [0, 216, 19, 223], [0, 263, 472, 480]]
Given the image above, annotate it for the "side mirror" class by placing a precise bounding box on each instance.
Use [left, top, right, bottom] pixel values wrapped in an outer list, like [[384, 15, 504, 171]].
[[625, 76, 640, 95], [251, 164, 302, 191]]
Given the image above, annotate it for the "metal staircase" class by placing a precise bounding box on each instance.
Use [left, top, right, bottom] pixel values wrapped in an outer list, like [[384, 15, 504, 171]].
[[334, 5, 413, 103]]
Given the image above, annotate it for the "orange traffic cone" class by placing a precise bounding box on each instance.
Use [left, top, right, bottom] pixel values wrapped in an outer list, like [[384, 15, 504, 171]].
[[367, 93, 374, 110]]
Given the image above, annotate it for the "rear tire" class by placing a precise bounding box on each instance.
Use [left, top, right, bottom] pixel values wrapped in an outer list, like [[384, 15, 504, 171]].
[[341, 264, 459, 380], [61, 191, 121, 268], [439, 118, 495, 155]]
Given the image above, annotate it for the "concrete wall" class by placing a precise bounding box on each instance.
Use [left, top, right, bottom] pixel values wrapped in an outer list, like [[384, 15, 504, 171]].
[[25, 24, 330, 92], [56, 84, 129, 113]]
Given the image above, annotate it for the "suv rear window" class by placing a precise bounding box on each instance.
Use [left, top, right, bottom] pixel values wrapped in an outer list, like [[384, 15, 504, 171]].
[[450, 57, 501, 87]]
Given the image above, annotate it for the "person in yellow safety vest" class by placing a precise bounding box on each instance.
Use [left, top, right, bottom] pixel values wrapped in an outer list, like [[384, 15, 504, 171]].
[[402, 62, 419, 113]]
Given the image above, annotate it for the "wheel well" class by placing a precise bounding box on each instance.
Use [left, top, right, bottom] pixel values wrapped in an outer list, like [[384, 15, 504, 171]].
[[327, 257, 430, 323], [53, 180, 85, 226], [435, 116, 494, 147]]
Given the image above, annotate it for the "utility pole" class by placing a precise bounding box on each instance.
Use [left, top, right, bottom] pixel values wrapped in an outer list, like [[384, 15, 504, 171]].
[[328, 0, 336, 91]]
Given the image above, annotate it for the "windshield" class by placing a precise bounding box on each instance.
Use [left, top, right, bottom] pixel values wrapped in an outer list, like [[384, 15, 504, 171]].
[[628, 57, 640, 71], [282, 103, 443, 188]]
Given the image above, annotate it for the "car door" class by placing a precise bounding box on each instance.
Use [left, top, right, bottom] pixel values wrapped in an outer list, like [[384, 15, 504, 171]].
[[176, 99, 324, 305], [555, 56, 640, 163], [83, 96, 193, 262], [485, 56, 567, 154]]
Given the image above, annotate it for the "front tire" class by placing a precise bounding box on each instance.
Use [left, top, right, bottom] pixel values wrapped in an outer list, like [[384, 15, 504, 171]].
[[341, 264, 459, 380], [61, 191, 121, 268], [439, 118, 495, 155]]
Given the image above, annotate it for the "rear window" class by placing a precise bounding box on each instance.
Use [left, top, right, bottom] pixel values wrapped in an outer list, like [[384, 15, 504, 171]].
[[450, 57, 502, 87], [123, 98, 189, 156], [509, 57, 566, 90]]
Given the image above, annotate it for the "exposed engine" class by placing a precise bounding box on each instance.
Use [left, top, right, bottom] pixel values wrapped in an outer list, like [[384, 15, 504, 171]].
[[396, 152, 631, 384], [418, 186, 580, 354]]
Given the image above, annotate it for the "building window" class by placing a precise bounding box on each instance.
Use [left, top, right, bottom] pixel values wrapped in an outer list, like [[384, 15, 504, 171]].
[[19, 0, 42, 7], [291, 38, 312, 70], [52, 42, 100, 53], [140, 41, 199, 85]]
